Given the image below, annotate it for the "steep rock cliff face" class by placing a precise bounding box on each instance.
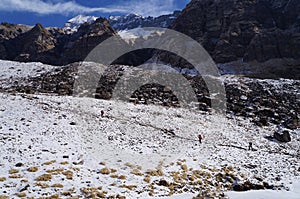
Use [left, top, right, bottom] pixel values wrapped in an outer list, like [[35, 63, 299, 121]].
[[0, 19, 118, 65], [172, 0, 300, 63], [9, 23, 57, 63], [61, 18, 117, 65], [0, 22, 32, 60]]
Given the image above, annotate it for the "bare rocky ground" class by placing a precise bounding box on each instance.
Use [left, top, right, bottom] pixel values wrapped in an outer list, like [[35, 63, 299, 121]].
[[1, 62, 299, 130]]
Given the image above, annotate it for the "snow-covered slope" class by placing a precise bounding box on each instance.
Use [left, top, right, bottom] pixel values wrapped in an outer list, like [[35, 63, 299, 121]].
[[0, 60, 299, 198], [64, 15, 98, 33]]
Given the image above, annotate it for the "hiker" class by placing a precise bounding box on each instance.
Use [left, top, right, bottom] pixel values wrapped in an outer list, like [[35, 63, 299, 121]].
[[100, 110, 105, 117], [248, 142, 253, 151], [198, 134, 203, 144]]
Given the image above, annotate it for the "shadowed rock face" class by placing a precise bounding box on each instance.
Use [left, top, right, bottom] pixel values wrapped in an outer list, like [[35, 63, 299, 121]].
[[172, 0, 300, 63], [0, 18, 118, 65], [6, 23, 57, 63], [61, 18, 117, 65], [0, 23, 32, 60]]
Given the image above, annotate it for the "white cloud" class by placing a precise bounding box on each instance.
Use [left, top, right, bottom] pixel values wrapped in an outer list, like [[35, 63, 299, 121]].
[[0, 0, 126, 15], [114, 0, 177, 17], [0, 0, 177, 16]]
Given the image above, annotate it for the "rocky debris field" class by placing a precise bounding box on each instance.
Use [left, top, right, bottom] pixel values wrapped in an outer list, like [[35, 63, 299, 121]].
[[1, 61, 299, 130]]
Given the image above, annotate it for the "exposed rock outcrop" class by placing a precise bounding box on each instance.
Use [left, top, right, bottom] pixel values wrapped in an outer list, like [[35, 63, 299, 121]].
[[2, 63, 299, 130], [8, 23, 57, 63], [0, 19, 118, 65], [61, 18, 117, 65], [274, 130, 292, 142], [0, 22, 32, 60], [171, 0, 300, 63]]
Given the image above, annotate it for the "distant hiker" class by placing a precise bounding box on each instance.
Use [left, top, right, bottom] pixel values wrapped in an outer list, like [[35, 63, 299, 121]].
[[248, 142, 253, 151], [198, 134, 203, 144], [101, 110, 105, 117]]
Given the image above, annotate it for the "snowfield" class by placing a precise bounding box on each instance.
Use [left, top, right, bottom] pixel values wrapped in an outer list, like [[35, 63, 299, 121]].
[[0, 60, 299, 198]]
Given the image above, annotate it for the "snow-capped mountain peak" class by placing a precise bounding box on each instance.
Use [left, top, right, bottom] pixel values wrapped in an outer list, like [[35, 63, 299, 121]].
[[64, 15, 98, 33], [108, 11, 181, 31]]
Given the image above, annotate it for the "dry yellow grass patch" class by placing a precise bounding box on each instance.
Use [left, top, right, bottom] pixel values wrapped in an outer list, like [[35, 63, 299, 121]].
[[226, 166, 234, 172], [0, 177, 6, 182], [62, 188, 76, 197], [96, 192, 106, 198], [99, 167, 110, 175], [146, 168, 163, 176], [36, 174, 52, 181], [9, 175, 23, 179], [116, 195, 126, 199], [15, 192, 26, 198], [0, 195, 9, 199], [131, 169, 143, 176], [80, 187, 107, 198], [110, 174, 119, 178], [99, 161, 106, 165], [189, 174, 196, 181], [181, 173, 188, 180], [171, 171, 181, 183], [118, 175, 126, 180], [36, 182, 50, 188], [60, 161, 69, 165], [47, 168, 64, 175], [43, 160, 56, 165], [144, 175, 151, 183], [181, 164, 188, 172], [27, 166, 38, 172], [62, 170, 73, 180], [120, 184, 137, 190], [40, 194, 60, 199], [111, 168, 117, 173], [9, 168, 19, 174], [52, 183, 64, 188], [125, 162, 136, 169]]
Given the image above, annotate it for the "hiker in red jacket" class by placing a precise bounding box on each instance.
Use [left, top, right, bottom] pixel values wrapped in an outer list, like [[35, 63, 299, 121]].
[[198, 134, 203, 144]]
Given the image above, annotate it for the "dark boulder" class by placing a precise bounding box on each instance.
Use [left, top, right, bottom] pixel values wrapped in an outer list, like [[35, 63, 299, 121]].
[[274, 130, 292, 142]]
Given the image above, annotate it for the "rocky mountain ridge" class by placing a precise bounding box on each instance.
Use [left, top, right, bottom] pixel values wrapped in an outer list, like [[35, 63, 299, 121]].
[[0, 18, 117, 65], [108, 11, 181, 31], [171, 0, 300, 63], [0, 1, 299, 79]]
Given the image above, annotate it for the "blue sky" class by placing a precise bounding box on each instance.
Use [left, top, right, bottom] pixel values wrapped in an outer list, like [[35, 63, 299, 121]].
[[0, 0, 190, 27]]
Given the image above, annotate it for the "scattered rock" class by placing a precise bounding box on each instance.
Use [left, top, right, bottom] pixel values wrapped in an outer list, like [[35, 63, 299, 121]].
[[274, 130, 292, 142], [19, 184, 30, 192], [15, 162, 24, 167]]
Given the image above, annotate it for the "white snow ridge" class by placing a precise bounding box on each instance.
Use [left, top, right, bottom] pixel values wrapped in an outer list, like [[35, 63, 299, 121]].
[[0, 60, 299, 198], [64, 15, 99, 33]]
